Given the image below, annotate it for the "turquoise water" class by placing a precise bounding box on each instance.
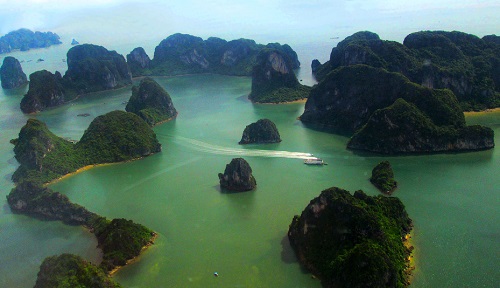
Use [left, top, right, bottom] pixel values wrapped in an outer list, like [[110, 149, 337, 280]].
[[0, 40, 499, 287]]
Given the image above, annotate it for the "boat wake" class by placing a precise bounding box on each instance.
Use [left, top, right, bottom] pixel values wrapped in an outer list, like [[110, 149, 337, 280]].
[[172, 136, 316, 160]]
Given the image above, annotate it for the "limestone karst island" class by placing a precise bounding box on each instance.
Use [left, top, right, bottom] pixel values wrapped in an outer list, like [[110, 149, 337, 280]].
[[0, 6, 498, 287]]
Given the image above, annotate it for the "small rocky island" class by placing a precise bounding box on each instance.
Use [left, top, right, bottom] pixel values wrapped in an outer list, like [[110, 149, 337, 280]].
[[248, 48, 310, 103], [0, 56, 28, 89], [288, 187, 413, 288], [125, 77, 177, 126], [239, 118, 282, 144], [130, 33, 301, 77], [218, 158, 257, 192], [20, 70, 69, 113], [34, 254, 122, 288], [370, 161, 398, 194], [8, 110, 160, 276], [0, 28, 61, 54]]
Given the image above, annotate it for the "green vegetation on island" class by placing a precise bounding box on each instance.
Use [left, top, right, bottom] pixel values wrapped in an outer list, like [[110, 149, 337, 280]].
[[0, 28, 61, 54], [136, 33, 300, 77], [313, 31, 500, 111], [239, 118, 282, 144], [288, 187, 413, 288], [34, 254, 122, 288], [125, 77, 177, 126], [7, 111, 160, 276], [300, 64, 494, 154], [20, 44, 132, 113], [218, 158, 257, 192], [249, 48, 310, 103], [370, 161, 398, 194]]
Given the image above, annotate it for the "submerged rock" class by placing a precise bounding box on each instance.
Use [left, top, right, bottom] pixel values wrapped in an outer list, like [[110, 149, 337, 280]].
[[218, 158, 256, 192], [239, 118, 281, 144], [0, 56, 28, 89]]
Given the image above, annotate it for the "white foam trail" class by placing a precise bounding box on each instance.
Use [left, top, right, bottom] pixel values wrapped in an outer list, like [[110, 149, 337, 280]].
[[172, 136, 315, 159], [122, 156, 202, 192]]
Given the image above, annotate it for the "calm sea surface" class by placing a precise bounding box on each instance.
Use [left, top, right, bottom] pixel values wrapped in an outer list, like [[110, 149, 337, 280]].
[[0, 37, 498, 287]]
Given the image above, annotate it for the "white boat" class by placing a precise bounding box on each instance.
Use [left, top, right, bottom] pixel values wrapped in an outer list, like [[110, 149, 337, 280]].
[[304, 158, 327, 165]]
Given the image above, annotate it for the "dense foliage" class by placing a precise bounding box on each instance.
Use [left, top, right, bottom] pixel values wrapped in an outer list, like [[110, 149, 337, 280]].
[[20, 70, 76, 113], [144, 33, 300, 77], [347, 98, 494, 154], [0, 28, 61, 54], [34, 254, 122, 288], [288, 187, 413, 288], [239, 118, 282, 144], [370, 161, 398, 194], [76, 110, 161, 163], [249, 48, 310, 103], [64, 44, 132, 94], [125, 77, 177, 126], [7, 112, 160, 277], [314, 31, 500, 110], [92, 218, 156, 272], [301, 64, 494, 153]]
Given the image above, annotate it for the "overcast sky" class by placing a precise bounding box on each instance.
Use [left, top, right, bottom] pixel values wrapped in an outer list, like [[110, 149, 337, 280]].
[[0, 0, 498, 45]]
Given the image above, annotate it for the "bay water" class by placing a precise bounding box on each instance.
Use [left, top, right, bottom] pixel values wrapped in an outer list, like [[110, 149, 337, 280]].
[[0, 37, 498, 287]]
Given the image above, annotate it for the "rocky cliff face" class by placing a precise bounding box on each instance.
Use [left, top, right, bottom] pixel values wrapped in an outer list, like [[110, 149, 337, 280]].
[[127, 47, 151, 77], [301, 65, 494, 154], [0, 56, 28, 89], [65, 44, 132, 93], [125, 77, 177, 126], [7, 180, 96, 225], [218, 158, 256, 192], [249, 48, 310, 103], [239, 118, 281, 144], [149, 33, 300, 76], [288, 187, 413, 288], [20, 70, 69, 113], [317, 30, 500, 110], [301, 65, 465, 135]]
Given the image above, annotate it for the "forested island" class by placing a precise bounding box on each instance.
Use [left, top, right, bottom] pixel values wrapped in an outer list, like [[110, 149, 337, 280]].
[[288, 187, 413, 288], [0, 28, 61, 54], [125, 77, 177, 126], [301, 31, 497, 154], [7, 111, 160, 283], [20, 44, 132, 113]]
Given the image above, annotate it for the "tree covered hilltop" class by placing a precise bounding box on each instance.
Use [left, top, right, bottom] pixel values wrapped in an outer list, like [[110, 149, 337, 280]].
[[0, 28, 61, 54], [313, 31, 500, 111], [288, 187, 413, 288], [301, 64, 494, 154]]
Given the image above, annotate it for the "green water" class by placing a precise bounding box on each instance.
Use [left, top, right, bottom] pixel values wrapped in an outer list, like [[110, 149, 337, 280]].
[[1, 46, 499, 287]]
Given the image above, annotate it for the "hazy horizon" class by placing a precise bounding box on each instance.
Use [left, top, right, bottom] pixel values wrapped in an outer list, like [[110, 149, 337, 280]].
[[1, 0, 499, 47]]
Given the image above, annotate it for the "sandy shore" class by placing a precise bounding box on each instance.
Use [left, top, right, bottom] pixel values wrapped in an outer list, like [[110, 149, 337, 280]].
[[255, 98, 307, 105], [464, 107, 500, 115], [108, 232, 159, 276]]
